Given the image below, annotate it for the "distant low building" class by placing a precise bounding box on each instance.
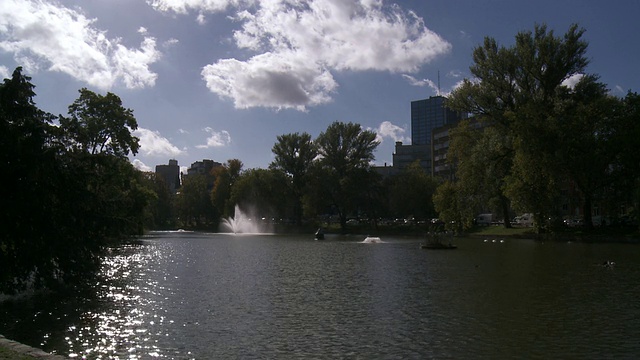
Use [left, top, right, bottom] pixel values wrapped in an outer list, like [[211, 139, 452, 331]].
[[184, 159, 223, 190], [392, 141, 431, 171], [186, 159, 222, 176]]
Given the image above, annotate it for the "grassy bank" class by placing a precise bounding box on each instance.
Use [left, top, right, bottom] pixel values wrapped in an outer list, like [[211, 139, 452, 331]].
[[0, 345, 35, 360], [467, 226, 536, 237], [468, 225, 640, 243]]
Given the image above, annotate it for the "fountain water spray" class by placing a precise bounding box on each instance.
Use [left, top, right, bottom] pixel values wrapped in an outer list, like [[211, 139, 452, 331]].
[[220, 205, 269, 234]]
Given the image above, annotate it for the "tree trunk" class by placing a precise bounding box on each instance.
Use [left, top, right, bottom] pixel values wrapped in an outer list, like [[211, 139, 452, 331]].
[[583, 195, 593, 230], [500, 195, 512, 228]]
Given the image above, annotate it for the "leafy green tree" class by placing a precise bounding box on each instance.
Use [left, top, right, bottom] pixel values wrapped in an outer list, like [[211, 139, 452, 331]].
[[230, 168, 292, 223], [313, 121, 379, 232], [551, 76, 626, 228], [448, 23, 590, 231], [0, 68, 59, 292], [433, 181, 474, 232], [445, 121, 514, 227], [617, 92, 640, 229], [137, 171, 175, 229], [177, 174, 215, 228], [270, 132, 317, 225], [388, 160, 439, 222], [211, 159, 244, 218], [0, 68, 149, 293], [59, 88, 140, 157]]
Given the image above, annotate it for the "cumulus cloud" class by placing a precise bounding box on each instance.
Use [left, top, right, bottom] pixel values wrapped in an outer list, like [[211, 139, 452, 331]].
[[134, 128, 185, 157], [371, 121, 409, 144], [0, 0, 161, 89], [561, 73, 584, 89], [152, 0, 451, 110], [196, 127, 231, 148], [402, 74, 440, 93], [0, 65, 9, 79], [202, 52, 338, 110], [131, 158, 152, 172], [146, 0, 250, 14]]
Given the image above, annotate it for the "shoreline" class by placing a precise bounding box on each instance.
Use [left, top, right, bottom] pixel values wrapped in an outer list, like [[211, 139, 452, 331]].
[[0, 335, 64, 360]]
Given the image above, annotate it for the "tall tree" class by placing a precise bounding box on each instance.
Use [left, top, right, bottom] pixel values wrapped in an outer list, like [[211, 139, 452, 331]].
[[553, 76, 625, 228], [314, 121, 379, 232], [617, 92, 640, 230], [230, 168, 292, 224], [0, 68, 149, 293], [59, 88, 140, 157], [270, 132, 317, 225], [448, 23, 590, 231], [211, 159, 244, 218], [177, 174, 215, 228], [388, 160, 439, 222], [0, 68, 59, 292]]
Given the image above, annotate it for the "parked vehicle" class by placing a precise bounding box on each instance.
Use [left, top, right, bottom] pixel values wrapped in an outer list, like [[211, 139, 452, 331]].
[[514, 213, 534, 227], [476, 213, 493, 226]]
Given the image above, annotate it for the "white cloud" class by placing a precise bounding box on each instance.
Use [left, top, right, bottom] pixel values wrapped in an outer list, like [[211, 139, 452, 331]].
[[447, 70, 463, 78], [155, 0, 451, 110], [131, 158, 152, 172], [178, 128, 189, 134], [371, 121, 409, 144], [196, 127, 231, 148], [402, 74, 439, 93], [202, 51, 338, 110], [0, 0, 161, 89], [0, 65, 9, 79], [163, 38, 179, 48], [146, 0, 251, 14], [134, 128, 185, 157], [561, 73, 584, 89]]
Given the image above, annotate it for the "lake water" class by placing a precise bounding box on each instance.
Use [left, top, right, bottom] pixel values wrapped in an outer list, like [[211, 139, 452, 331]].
[[2, 231, 640, 359]]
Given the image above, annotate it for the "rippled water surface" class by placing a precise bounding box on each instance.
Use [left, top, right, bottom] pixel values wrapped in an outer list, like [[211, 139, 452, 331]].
[[2, 232, 640, 358]]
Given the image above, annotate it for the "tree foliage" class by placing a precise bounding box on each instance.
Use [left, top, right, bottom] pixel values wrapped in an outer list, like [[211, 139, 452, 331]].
[[447, 23, 593, 232], [313, 121, 380, 231], [387, 160, 438, 221], [211, 159, 244, 218], [270, 132, 317, 225], [0, 68, 149, 294], [59, 88, 140, 157]]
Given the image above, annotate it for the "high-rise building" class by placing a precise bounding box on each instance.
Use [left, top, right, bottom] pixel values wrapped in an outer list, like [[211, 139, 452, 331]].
[[411, 95, 465, 146], [155, 159, 180, 193], [389, 95, 465, 171]]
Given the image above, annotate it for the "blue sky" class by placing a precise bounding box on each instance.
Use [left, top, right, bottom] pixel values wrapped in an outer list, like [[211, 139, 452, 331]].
[[1, 0, 638, 173]]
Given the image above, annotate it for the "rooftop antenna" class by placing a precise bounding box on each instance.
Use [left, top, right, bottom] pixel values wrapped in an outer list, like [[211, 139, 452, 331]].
[[437, 70, 441, 96]]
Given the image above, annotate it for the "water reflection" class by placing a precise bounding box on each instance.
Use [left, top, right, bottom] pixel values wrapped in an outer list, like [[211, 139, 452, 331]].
[[1, 233, 640, 358]]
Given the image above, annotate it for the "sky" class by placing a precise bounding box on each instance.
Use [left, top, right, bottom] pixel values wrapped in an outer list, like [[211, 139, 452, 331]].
[[1, 0, 639, 174]]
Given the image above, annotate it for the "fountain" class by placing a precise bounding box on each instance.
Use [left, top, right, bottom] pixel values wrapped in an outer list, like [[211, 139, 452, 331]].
[[220, 205, 270, 234], [362, 236, 383, 243]]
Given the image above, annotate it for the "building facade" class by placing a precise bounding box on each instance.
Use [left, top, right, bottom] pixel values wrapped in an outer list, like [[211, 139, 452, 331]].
[[392, 142, 431, 170], [184, 159, 223, 190], [186, 159, 222, 176], [155, 159, 180, 193], [411, 96, 465, 146], [388, 95, 465, 172], [431, 117, 484, 180]]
